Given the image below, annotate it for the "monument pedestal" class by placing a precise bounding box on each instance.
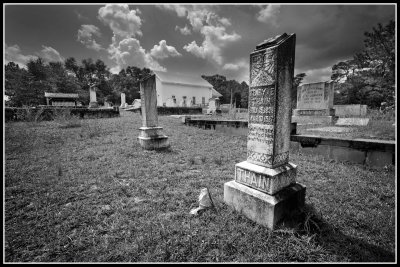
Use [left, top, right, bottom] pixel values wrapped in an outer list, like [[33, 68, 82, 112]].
[[224, 181, 306, 229], [138, 126, 170, 150], [235, 161, 297, 195], [292, 108, 335, 124], [88, 102, 99, 108], [225, 161, 305, 229]]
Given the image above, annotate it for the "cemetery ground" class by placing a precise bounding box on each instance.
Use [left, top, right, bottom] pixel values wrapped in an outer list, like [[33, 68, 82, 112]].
[[5, 111, 396, 262], [195, 109, 395, 141]]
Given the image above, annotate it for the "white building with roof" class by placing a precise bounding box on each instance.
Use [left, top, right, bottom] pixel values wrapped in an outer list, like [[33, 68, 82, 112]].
[[152, 70, 222, 107]]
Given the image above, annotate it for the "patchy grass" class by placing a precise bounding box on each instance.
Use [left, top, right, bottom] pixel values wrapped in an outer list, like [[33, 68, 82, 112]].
[[4, 111, 395, 262], [52, 108, 82, 129]]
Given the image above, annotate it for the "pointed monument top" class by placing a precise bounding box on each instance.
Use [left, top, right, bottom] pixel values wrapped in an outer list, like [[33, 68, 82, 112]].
[[255, 33, 293, 50]]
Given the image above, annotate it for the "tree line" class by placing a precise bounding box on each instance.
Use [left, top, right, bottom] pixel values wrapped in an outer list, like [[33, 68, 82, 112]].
[[331, 20, 395, 108], [5, 20, 394, 109]]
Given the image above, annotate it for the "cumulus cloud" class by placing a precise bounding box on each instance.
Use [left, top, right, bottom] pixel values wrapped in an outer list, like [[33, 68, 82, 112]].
[[296, 66, 333, 84], [158, 5, 241, 66], [5, 43, 36, 68], [157, 4, 187, 17], [183, 25, 241, 65], [175, 25, 191, 35], [98, 4, 142, 39], [77, 24, 103, 51], [75, 10, 89, 21], [222, 59, 249, 83], [38, 45, 65, 62], [107, 37, 166, 74], [257, 5, 280, 26], [97, 4, 166, 73], [5, 43, 64, 68], [150, 40, 182, 59], [223, 60, 248, 71]]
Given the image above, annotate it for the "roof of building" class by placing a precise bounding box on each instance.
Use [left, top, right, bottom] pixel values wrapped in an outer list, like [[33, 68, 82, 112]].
[[44, 92, 79, 98], [153, 70, 213, 88], [211, 88, 223, 97]]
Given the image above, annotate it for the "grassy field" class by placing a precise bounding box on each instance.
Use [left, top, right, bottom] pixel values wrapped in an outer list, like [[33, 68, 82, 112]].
[[4, 111, 396, 262]]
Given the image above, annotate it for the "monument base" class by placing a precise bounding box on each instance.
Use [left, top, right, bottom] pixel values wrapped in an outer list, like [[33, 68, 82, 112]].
[[291, 115, 334, 125], [235, 161, 297, 195], [224, 181, 306, 229], [88, 102, 99, 108], [138, 126, 170, 150], [293, 108, 335, 117]]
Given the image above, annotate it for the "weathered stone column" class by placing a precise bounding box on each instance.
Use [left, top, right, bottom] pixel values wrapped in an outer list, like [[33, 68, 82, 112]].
[[138, 74, 170, 150], [120, 92, 126, 108], [224, 33, 306, 229], [88, 86, 98, 108]]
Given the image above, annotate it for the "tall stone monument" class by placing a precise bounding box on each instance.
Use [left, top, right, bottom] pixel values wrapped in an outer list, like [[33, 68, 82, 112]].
[[224, 33, 306, 229], [137, 73, 170, 150], [88, 85, 98, 108], [292, 81, 335, 124], [120, 92, 127, 108]]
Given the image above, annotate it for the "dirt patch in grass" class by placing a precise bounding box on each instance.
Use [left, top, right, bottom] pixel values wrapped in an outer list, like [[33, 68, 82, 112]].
[[4, 111, 395, 262]]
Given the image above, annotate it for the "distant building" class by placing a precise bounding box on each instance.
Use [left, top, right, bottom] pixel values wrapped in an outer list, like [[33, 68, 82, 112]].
[[152, 70, 222, 107], [44, 92, 79, 106]]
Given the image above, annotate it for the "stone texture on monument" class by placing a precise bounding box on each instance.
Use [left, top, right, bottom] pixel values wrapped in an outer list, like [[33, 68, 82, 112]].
[[138, 74, 170, 150], [247, 33, 295, 169], [224, 33, 305, 229]]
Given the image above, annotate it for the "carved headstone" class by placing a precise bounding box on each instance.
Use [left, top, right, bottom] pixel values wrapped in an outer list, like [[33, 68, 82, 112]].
[[224, 33, 306, 229], [137, 74, 170, 150], [292, 81, 335, 124]]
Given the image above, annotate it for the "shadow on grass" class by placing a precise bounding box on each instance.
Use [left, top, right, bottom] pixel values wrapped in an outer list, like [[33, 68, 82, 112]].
[[280, 204, 395, 262]]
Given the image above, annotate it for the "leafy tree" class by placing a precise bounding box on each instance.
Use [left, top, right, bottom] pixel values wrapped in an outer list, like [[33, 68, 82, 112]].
[[331, 20, 395, 108], [5, 62, 32, 106], [201, 74, 249, 108], [25, 57, 53, 106], [109, 66, 151, 105], [65, 57, 111, 105]]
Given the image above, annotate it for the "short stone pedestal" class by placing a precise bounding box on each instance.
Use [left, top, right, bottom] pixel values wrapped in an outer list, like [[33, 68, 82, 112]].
[[224, 181, 305, 229], [224, 33, 305, 229], [138, 126, 169, 150], [138, 73, 170, 150]]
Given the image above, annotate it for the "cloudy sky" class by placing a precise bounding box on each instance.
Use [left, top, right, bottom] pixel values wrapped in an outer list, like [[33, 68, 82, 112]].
[[4, 4, 395, 84]]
